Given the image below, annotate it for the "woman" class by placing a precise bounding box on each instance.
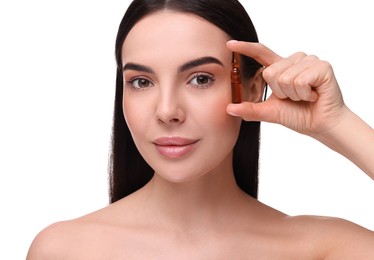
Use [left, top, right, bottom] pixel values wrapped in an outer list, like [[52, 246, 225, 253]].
[[27, 0, 374, 259]]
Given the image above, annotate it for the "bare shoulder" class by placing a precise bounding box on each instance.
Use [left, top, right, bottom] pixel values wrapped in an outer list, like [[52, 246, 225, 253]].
[[26, 210, 119, 259], [26, 220, 78, 260], [249, 200, 374, 258], [285, 215, 374, 259], [26, 197, 140, 260]]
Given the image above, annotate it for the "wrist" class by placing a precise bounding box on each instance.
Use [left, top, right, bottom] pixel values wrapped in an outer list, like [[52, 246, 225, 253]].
[[312, 106, 374, 178]]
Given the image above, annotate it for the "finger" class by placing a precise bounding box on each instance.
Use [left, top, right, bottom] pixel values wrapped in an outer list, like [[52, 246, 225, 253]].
[[299, 60, 334, 90], [294, 74, 319, 102], [272, 53, 316, 101], [263, 52, 308, 100], [226, 40, 282, 67], [227, 100, 278, 123], [293, 65, 330, 102], [284, 56, 321, 102]]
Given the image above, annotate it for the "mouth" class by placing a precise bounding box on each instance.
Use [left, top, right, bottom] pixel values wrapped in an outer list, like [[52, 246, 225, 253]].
[[152, 137, 199, 158]]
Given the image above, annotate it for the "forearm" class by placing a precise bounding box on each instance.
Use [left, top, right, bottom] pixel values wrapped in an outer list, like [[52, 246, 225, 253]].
[[314, 106, 374, 179]]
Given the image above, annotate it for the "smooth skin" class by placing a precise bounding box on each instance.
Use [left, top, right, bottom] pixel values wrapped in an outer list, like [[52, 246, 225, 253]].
[[27, 11, 374, 260]]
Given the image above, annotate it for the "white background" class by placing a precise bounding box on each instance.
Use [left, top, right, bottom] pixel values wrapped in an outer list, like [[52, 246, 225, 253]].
[[0, 1, 373, 259]]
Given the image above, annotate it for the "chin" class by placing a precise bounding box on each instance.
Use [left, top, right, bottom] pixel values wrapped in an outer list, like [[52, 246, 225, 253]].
[[153, 166, 210, 184]]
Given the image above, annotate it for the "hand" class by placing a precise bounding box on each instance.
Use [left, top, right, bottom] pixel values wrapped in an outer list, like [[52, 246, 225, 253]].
[[226, 40, 347, 137]]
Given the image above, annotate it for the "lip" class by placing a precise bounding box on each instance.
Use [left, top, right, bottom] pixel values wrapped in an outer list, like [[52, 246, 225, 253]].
[[152, 137, 199, 158]]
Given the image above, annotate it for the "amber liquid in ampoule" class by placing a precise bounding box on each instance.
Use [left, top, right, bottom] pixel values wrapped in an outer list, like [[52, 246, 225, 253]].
[[231, 52, 242, 103]]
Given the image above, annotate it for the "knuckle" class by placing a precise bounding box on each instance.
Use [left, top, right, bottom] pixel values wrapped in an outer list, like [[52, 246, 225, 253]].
[[303, 54, 319, 63], [278, 74, 294, 87], [291, 51, 307, 59], [319, 60, 332, 70], [294, 77, 309, 88], [262, 67, 276, 81], [309, 54, 319, 60]]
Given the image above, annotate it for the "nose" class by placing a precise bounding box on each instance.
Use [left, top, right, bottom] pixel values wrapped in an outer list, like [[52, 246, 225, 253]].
[[155, 88, 185, 125]]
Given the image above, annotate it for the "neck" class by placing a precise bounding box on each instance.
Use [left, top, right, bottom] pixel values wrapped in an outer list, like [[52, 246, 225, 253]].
[[138, 154, 251, 230]]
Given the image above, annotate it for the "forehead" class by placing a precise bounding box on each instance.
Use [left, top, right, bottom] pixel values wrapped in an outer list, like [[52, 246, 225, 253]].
[[122, 11, 231, 65]]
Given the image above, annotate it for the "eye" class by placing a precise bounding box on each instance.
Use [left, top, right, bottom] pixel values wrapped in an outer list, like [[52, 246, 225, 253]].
[[125, 77, 154, 91], [188, 73, 215, 88]]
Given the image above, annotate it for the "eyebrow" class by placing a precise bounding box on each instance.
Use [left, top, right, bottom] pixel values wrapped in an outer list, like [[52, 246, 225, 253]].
[[122, 63, 153, 73], [122, 56, 224, 74], [178, 56, 224, 73]]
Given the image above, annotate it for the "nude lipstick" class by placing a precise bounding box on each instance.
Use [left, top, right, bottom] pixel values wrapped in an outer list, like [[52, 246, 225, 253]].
[[153, 137, 199, 158]]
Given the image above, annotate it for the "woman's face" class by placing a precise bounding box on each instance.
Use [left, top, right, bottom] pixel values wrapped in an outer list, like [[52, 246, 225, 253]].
[[122, 11, 242, 182]]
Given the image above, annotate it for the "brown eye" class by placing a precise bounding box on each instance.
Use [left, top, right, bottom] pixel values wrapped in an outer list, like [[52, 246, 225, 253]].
[[136, 78, 151, 88], [188, 73, 215, 88], [126, 77, 154, 90], [196, 75, 209, 85]]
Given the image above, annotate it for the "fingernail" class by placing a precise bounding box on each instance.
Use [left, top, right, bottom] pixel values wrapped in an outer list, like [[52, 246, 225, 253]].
[[227, 40, 239, 45], [227, 112, 239, 117], [227, 107, 239, 117]]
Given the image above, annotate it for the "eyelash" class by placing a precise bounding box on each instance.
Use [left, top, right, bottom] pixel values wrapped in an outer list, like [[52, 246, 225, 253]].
[[125, 76, 154, 91], [125, 73, 215, 91], [187, 73, 215, 89]]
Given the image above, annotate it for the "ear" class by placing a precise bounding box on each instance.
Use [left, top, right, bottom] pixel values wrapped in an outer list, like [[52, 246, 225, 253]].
[[243, 67, 266, 103]]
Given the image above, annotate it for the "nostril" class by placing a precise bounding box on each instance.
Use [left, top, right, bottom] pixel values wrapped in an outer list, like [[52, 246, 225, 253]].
[[170, 118, 180, 123], [155, 100, 185, 125], [157, 117, 181, 124]]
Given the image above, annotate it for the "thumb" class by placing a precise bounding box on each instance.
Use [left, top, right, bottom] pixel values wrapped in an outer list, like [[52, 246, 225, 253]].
[[226, 101, 277, 123]]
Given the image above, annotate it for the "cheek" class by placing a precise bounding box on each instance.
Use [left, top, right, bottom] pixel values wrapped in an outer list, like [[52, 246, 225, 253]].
[[122, 92, 148, 139], [190, 88, 241, 138]]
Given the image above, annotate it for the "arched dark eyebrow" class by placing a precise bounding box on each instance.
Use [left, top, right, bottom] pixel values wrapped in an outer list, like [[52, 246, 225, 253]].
[[123, 56, 224, 73], [123, 63, 154, 73], [177, 56, 224, 73]]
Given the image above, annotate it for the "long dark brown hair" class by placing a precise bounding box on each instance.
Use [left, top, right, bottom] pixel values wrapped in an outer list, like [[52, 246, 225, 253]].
[[109, 0, 263, 203]]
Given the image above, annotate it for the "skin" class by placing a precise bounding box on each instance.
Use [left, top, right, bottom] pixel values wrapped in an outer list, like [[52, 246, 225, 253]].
[[27, 11, 374, 260]]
